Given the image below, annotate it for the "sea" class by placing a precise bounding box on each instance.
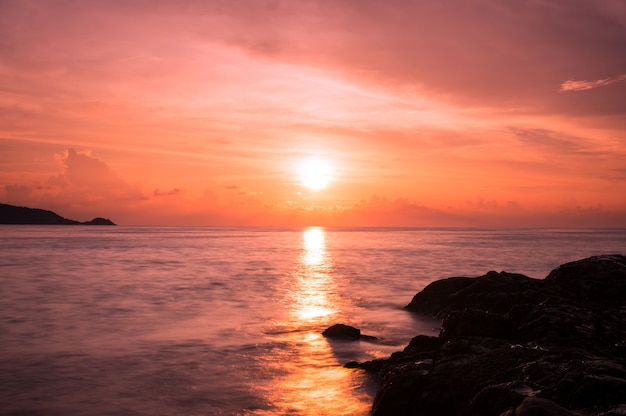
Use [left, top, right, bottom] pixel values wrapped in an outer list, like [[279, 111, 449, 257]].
[[1, 226, 624, 416]]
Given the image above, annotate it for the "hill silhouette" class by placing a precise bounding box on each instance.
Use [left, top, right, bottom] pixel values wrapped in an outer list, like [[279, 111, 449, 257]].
[[0, 203, 116, 225]]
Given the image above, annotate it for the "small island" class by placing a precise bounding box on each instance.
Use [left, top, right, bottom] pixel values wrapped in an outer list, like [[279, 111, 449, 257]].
[[0, 203, 116, 225]]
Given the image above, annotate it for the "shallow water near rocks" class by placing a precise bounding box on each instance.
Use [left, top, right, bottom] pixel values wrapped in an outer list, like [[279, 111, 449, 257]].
[[1, 226, 624, 415]]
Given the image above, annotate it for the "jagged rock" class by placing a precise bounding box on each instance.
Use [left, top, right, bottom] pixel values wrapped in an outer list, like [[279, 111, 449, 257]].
[[404, 335, 445, 354], [440, 308, 513, 339], [500, 397, 576, 416], [405, 271, 546, 317], [468, 381, 536, 416], [545, 254, 626, 308], [353, 255, 626, 416]]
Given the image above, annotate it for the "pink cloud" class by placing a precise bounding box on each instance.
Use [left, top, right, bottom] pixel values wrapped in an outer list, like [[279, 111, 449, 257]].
[[1, 2, 625, 227], [560, 73, 626, 92], [3, 148, 145, 221]]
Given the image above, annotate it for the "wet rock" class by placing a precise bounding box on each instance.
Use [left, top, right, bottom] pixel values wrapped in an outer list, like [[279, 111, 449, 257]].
[[440, 308, 513, 339], [405, 271, 546, 317], [322, 323, 379, 341], [544, 254, 626, 308], [501, 397, 576, 416], [468, 381, 534, 416], [323, 323, 361, 339], [404, 335, 445, 354], [354, 255, 626, 416]]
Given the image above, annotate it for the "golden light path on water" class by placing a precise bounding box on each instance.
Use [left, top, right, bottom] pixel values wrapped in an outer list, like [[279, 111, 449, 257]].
[[295, 227, 338, 320], [255, 227, 372, 415]]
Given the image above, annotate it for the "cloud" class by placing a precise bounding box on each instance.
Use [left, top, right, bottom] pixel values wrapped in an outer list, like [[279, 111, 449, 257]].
[[195, 0, 626, 110], [4, 184, 34, 201], [509, 128, 601, 157], [55, 148, 121, 189], [560, 73, 626, 92], [3, 148, 145, 221], [154, 188, 181, 197], [1, 2, 625, 227], [3, 0, 625, 114]]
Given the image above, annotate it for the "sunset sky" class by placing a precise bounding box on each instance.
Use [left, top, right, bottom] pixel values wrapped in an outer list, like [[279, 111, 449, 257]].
[[1, 0, 625, 227]]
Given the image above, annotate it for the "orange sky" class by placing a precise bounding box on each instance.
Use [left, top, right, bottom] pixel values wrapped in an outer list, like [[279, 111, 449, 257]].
[[1, 0, 625, 227]]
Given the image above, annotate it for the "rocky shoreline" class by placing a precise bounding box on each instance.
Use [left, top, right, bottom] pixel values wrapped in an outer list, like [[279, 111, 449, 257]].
[[349, 254, 626, 416]]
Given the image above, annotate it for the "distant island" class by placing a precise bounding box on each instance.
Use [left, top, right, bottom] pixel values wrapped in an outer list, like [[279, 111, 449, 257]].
[[0, 203, 116, 225]]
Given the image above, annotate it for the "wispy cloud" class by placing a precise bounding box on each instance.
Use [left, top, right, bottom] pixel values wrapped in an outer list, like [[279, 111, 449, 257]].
[[560, 73, 626, 92], [154, 188, 180, 197]]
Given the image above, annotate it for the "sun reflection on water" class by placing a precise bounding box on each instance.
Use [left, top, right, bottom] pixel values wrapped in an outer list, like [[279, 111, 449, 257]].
[[292, 227, 338, 322], [256, 227, 371, 415], [302, 226, 326, 266]]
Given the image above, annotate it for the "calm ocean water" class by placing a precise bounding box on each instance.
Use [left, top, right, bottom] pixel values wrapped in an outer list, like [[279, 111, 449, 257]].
[[1, 226, 625, 415]]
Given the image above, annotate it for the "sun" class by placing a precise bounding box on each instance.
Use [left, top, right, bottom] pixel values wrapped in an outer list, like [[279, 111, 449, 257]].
[[299, 157, 333, 190]]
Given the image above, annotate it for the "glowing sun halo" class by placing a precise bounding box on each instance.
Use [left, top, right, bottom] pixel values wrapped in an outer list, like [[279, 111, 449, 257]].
[[299, 157, 333, 190]]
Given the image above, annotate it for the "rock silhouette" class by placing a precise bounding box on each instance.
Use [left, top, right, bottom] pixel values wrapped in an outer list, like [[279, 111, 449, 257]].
[[350, 254, 626, 416], [0, 203, 115, 225], [323, 323, 379, 342]]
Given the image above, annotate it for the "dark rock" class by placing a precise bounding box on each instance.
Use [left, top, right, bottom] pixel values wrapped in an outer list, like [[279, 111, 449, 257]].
[[322, 324, 361, 340], [440, 308, 513, 339], [404, 335, 445, 354], [405, 271, 546, 317], [322, 323, 379, 342], [348, 358, 387, 373], [502, 397, 576, 416], [344, 361, 361, 368], [371, 360, 446, 416], [354, 255, 626, 416], [467, 382, 531, 416], [545, 254, 626, 308]]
